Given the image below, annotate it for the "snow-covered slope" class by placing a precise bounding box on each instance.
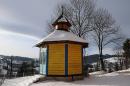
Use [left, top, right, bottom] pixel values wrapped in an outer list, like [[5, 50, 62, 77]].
[[2, 69, 130, 86], [31, 69, 130, 86], [2, 75, 43, 86]]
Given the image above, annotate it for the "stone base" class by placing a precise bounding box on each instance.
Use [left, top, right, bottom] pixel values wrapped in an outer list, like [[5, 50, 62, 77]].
[[38, 75, 84, 82]]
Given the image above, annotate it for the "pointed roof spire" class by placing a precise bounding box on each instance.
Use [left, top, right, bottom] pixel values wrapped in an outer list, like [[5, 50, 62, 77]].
[[61, 5, 64, 17], [52, 6, 71, 28]]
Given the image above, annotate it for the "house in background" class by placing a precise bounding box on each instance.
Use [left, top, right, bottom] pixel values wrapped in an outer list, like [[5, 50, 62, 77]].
[[36, 12, 88, 81], [0, 55, 38, 78]]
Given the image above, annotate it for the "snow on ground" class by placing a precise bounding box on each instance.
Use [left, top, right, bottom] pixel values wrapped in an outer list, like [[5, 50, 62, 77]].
[[2, 75, 43, 86], [118, 68, 130, 73], [2, 69, 130, 86], [31, 69, 130, 86], [89, 71, 106, 76]]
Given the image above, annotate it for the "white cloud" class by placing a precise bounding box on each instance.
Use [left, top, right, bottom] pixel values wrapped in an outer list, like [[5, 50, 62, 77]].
[[0, 29, 39, 58], [0, 29, 40, 40]]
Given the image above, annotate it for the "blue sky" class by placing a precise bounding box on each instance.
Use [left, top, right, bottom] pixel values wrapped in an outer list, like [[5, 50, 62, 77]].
[[0, 0, 130, 58]]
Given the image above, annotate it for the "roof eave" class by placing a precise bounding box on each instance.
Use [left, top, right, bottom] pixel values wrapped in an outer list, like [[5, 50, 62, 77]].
[[35, 40, 88, 48]]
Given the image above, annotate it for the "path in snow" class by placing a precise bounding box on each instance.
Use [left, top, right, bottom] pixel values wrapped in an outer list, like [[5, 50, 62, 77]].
[[2, 75, 43, 86], [31, 70, 130, 86]]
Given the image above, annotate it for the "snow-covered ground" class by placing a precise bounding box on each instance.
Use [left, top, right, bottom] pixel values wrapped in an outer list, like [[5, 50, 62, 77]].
[[2, 75, 43, 86], [2, 69, 130, 86], [31, 69, 130, 86]]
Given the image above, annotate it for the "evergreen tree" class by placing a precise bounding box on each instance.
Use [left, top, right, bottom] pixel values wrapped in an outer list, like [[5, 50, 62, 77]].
[[18, 62, 28, 76], [29, 61, 35, 75], [123, 39, 130, 69], [18, 61, 35, 76]]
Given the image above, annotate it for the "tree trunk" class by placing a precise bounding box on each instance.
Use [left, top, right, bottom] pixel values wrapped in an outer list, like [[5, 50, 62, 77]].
[[125, 57, 129, 69], [99, 48, 105, 71]]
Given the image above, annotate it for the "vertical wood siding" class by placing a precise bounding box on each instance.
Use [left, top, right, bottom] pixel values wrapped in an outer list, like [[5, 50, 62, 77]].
[[68, 44, 82, 75], [48, 44, 65, 75]]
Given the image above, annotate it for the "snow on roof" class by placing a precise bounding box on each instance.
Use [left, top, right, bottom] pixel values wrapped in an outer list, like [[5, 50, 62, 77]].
[[36, 30, 87, 46], [58, 17, 67, 22]]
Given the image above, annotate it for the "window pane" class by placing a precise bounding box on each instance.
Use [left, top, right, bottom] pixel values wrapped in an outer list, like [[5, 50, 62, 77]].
[[40, 47, 47, 74]]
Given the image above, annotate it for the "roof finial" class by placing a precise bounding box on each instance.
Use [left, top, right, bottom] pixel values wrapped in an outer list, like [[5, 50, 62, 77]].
[[61, 6, 64, 16]]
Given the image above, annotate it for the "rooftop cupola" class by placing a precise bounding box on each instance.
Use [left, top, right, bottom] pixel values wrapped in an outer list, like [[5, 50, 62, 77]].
[[52, 8, 71, 31]]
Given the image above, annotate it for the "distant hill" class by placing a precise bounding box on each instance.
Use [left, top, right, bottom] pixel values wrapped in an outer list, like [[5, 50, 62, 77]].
[[0, 54, 121, 65], [84, 54, 121, 64], [0, 55, 36, 63]]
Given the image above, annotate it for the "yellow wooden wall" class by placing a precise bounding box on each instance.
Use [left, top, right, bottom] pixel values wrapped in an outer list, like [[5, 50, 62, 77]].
[[48, 44, 65, 75], [68, 44, 82, 75]]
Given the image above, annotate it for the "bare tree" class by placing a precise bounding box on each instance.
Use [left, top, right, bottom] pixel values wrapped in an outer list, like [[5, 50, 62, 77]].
[[47, 0, 95, 39], [65, 0, 95, 38], [114, 47, 124, 70], [91, 8, 122, 70]]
